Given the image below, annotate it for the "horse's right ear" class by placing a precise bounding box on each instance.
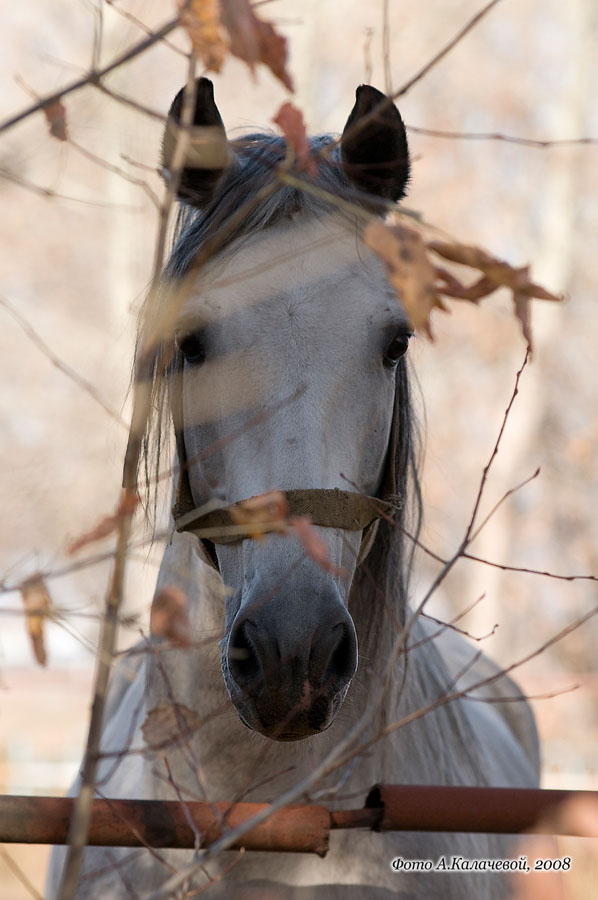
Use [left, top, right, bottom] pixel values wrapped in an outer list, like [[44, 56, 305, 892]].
[[161, 77, 235, 207]]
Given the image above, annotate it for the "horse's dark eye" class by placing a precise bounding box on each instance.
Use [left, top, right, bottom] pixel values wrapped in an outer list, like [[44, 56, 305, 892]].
[[176, 331, 206, 365], [384, 334, 410, 366]]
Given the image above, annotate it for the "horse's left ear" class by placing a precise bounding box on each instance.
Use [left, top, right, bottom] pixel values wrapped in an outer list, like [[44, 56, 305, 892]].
[[161, 77, 235, 207], [341, 85, 410, 203]]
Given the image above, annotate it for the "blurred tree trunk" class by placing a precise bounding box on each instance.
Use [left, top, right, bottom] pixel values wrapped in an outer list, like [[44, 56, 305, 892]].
[[464, 0, 594, 657]]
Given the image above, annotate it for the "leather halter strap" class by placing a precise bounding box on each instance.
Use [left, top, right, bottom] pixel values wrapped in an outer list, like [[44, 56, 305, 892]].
[[169, 352, 401, 567], [173, 488, 397, 544]]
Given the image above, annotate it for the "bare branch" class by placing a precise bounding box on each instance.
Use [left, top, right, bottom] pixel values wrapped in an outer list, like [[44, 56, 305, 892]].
[[94, 82, 168, 124], [465, 349, 530, 541], [407, 123, 598, 148], [0, 15, 182, 136], [69, 139, 160, 207], [0, 846, 43, 900], [461, 553, 598, 583], [106, 1, 187, 58], [0, 166, 141, 208], [418, 595, 499, 645], [469, 467, 540, 544], [0, 294, 128, 429], [394, 0, 504, 99]]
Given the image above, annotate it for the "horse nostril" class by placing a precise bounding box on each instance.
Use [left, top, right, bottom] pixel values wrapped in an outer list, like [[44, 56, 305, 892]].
[[228, 620, 262, 689], [325, 623, 356, 685]]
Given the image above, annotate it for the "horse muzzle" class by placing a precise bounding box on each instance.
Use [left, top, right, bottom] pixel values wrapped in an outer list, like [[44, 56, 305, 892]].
[[223, 588, 358, 741]]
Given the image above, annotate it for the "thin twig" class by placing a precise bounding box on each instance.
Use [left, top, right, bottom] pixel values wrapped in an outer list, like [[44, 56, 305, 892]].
[[467, 683, 580, 703], [183, 853, 244, 898], [394, 0, 504, 98], [0, 15, 182, 136], [0, 294, 128, 429], [69, 139, 160, 207], [0, 846, 43, 900], [461, 553, 598, 583], [382, 0, 392, 95], [106, 849, 142, 900], [95, 793, 176, 874], [469, 467, 540, 544], [407, 123, 598, 148], [416, 595, 498, 646], [465, 349, 529, 541], [0, 545, 162, 596], [164, 757, 202, 852], [105, 1, 187, 58], [0, 167, 141, 209], [95, 82, 168, 124], [91, 0, 103, 72]]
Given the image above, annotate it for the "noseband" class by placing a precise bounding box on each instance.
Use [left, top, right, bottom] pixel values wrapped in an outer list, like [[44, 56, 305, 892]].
[[169, 354, 401, 569]]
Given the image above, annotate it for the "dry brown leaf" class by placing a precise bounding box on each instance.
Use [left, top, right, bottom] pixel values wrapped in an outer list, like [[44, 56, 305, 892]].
[[20, 575, 51, 666], [273, 102, 317, 176], [178, 0, 227, 72], [150, 585, 192, 648], [364, 220, 445, 339], [142, 702, 203, 752], [221, 0, 294, 91], [366, 223, 563, 348], [42, 100, 68, 142], [429, 240, 562, 301], [428, 240, 562, 351], [230, 490, 289, 540], [291, 516, 347, 576], [67, 489, 140, 555]]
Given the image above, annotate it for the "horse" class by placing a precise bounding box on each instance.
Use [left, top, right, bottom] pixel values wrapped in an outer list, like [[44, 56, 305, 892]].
[[47, 78, 540, 899]]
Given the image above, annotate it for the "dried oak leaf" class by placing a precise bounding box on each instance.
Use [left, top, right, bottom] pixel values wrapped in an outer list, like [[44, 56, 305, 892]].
[[364, 220, 446, 339], [428, 240, 562, 350], [291, 516, 347, 576], [142, 702, 203, 752], [273, 102, 318, 175], [230, 490, 289, 540], [150, 585, 192, 648], [42, 99, 68, 142], [20, 575, 51, 666], [221, 0, 294, 91], [178, 0, 227, 72], [67, 489, 140, 555]]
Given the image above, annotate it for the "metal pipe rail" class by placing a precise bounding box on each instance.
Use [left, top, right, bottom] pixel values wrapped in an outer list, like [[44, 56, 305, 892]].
[[1, 785, 596, 856]]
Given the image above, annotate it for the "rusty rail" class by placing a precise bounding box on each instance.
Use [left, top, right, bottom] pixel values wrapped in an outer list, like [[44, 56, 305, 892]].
[[0, 786, 596, 855]]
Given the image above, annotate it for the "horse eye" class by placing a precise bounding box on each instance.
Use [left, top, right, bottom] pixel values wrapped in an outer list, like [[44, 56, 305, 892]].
[[176, 331, 206, 365], [384, 333, 410, 366]]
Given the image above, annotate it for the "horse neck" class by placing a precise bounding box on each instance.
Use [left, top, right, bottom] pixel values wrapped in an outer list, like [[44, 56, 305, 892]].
[[143, 533, 402, 800]]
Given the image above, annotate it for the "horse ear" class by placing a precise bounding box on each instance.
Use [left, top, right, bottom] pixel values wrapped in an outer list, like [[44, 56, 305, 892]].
[[161, 77, 235, 207], [341, 85, 410, 203]]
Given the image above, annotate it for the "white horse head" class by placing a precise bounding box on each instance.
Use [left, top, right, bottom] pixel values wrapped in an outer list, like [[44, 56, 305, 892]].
[[154, 78, 416, 741]]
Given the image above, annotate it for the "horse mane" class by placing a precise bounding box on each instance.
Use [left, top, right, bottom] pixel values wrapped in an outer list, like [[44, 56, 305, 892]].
[[138, 131, 423, 644]]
